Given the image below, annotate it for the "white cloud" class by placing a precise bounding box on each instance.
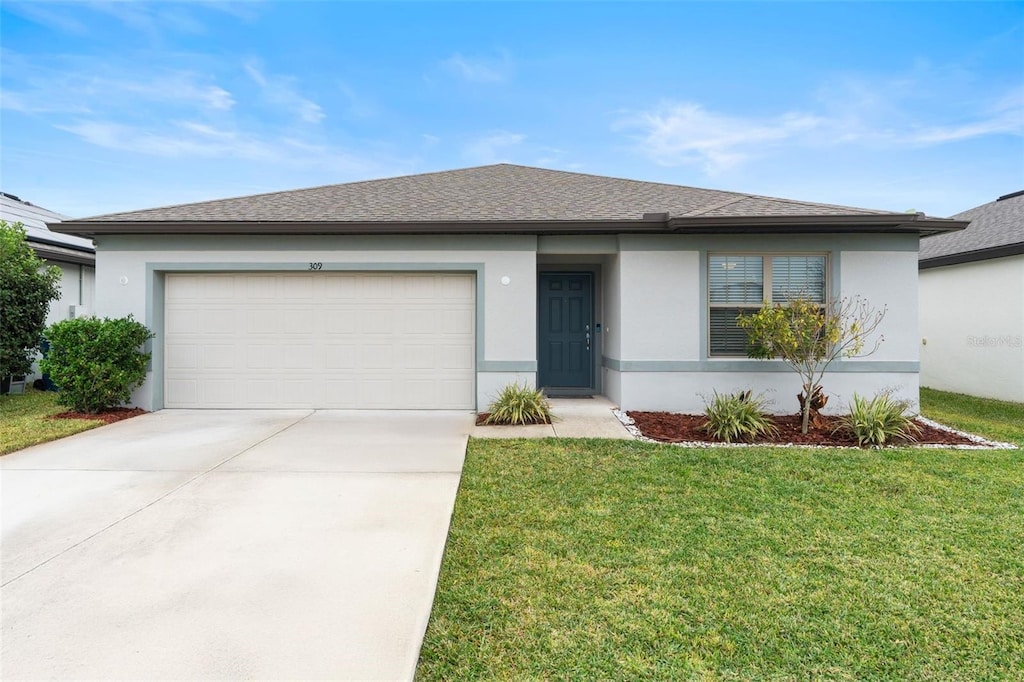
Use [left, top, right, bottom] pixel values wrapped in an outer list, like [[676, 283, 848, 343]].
[[443, 51, 512, 83], [903, 86, 1023, 144], [618, 82, 1023, 174], [5, 0, 253, 38], [0, 55, 235, 114], [463, 131, 526, 164], [54, 118, 378, 175], [337, 82, 375, 118], [244, 61, 325, 124], [616, 103, 821, 173]]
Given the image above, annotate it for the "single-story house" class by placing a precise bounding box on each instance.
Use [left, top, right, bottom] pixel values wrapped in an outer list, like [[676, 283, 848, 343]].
[[919, 190, 1024, 403], [52, 164, 963, 413], [1, 192, 96, 383]]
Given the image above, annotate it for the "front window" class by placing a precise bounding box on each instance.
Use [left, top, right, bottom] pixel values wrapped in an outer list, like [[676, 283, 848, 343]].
[[708, 254, 827, 356]]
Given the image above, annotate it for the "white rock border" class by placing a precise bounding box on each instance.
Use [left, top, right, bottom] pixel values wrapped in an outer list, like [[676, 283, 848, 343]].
[[613, 410, 1017, 450]]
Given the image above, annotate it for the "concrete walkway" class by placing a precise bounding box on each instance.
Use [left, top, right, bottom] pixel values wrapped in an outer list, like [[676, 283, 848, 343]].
[[1, 409, 474, 681], [469, 396, 634, 439]]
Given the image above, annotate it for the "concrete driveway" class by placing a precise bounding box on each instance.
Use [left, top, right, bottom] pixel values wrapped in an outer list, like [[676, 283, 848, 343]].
[[1, 409, 474, 681]]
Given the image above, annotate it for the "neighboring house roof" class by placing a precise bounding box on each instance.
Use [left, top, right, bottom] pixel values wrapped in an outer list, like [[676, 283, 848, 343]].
[[919, 190, 1024, 268], [53, 164, 965, 237], [1, 192, 95, 265]]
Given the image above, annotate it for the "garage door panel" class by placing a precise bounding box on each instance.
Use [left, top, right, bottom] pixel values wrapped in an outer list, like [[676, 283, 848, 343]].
[[360, 276, 393, 298], [440, 309, 473, 334], [166, 345, 198, 370], [324, 345, 357, 369], [247, 310, 278, 334], [200, 380, 237, 406], [202, 275, 237, 300], [166, 379, 198, 405], [442, 344, 474, 370], [358, 310, 395, 334], [165, 273, 474, 409], [245, 276, 276, 298], [202, 345, 236, 370], [283, 309, 315, 333]]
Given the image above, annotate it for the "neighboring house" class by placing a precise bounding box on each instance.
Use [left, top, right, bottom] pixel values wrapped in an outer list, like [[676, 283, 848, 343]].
[[1, 192, 95, 381], [52, 164, 963, 413], [919, 190, 1024, 403]]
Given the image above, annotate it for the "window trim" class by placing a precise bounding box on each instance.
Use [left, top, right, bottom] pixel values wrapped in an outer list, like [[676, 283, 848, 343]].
[[707, 251, 830, 358]]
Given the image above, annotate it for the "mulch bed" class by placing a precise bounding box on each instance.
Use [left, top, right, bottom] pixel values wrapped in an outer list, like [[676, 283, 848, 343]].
[[51, 407, 148, 425], [628, 411, 977, 447]]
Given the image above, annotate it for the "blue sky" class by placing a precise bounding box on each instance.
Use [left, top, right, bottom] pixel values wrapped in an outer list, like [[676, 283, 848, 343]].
[[1, 1, 1021, 218]]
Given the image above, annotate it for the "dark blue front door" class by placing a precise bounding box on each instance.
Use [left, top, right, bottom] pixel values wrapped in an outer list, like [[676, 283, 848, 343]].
[[538, 273, 593, 390]]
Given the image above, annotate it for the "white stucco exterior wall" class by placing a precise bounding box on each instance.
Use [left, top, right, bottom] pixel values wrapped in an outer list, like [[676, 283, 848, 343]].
[[607, 235, 921, 413], [840, 251, 919, 362], [28, 262, 95, 382], [920, 255, 1024, 402], [619, 371, 920, 414], [45, 262, 96, 327], [618, 248, 700, 361], [91, 230, 925, 413], [94, 234, 538, 410]]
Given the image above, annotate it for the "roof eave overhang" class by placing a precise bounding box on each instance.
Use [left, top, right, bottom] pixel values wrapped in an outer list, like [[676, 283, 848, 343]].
[[27, 233, 96, 254], [51, 214, 968, 238], [919, 242, 1024, 269], [29, 242, 97, 266], [668, 214, 968, 236], [53, 219, 667, 237]]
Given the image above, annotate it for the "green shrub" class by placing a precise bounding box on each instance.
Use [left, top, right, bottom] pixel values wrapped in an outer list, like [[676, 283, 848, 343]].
[[837, 391, 921, 447], [702, 390, 778, 443], [0, 220, 61, 378], [40, 316, 154, 413], [484, 383, 553, 425]]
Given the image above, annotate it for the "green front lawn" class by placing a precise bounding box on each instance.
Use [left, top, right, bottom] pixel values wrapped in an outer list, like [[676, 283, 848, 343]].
[[921, 387, 1024, 446], [419, 438, 1024, 679], [0, 388, 103, 455]]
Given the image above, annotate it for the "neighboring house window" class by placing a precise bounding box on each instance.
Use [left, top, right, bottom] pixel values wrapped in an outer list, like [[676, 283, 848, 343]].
[[708, 254, 827, 356]]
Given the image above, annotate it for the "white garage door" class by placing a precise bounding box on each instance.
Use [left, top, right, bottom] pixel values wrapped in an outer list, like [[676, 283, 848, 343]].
[[164, 272, 475, 409]]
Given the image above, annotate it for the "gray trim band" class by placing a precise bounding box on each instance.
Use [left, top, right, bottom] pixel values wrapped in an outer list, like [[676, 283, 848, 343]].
[[602, 357, 919, 373]]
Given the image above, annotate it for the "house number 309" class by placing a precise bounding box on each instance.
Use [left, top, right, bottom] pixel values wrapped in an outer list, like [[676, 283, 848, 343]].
[[308, 262, 323, 270]]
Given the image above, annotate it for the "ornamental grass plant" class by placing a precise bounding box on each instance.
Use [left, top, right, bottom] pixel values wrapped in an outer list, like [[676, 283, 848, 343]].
[[837, 390, 921, 447], [702, 389, 778, 443], [483, 383, 553, 425]]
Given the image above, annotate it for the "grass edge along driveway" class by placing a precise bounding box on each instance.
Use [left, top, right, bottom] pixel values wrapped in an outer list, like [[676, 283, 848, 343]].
[[0, 389, 103, 455], [418, 389, 1024, 680]]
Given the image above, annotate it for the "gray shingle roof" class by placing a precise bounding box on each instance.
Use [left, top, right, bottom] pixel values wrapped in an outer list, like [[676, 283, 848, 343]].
[[0, 193, 95, 254], [73, 164, 897, 224], [919, 191, 1024, 262]]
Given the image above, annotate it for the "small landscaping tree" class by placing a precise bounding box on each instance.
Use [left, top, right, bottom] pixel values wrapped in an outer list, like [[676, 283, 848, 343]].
[[0, 220, 61, 381], [737, 296, 886, 434], [40, 315, 154, 413]]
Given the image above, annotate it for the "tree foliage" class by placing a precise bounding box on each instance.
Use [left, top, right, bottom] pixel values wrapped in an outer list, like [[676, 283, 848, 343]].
[[0, 220, 61, 378], [737, 296, 886, 434], [40, 316, 154, 413]]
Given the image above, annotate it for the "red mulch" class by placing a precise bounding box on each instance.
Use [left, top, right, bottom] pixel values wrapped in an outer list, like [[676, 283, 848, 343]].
[[627, 411, 977, 447], [51, 407, 148, 424]]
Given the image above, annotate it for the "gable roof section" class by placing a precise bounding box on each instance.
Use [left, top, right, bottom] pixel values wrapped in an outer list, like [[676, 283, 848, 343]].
[[919, 191, 1024, 268], [53, 164, 963, 237]]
